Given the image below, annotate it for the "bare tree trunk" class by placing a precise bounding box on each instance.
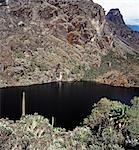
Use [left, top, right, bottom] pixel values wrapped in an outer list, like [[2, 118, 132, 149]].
[[22, 91, 26, 116]]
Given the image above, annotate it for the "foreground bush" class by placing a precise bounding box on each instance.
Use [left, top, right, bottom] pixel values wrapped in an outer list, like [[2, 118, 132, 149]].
[[0, 97, 139, 150]]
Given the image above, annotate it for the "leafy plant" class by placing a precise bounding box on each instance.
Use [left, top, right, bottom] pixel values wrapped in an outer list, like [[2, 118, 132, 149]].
[[0, 97, 139, 149]]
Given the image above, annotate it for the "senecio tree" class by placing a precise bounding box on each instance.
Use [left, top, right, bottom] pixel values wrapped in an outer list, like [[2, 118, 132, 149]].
[[0, 97, 139, 149]]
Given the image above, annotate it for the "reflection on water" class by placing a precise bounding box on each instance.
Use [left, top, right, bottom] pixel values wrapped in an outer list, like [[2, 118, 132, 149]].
[[0, 81, 139, 129]]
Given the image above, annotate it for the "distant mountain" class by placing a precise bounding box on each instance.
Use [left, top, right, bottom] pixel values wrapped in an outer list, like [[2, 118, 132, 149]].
[[106, 9, 139, 51], [106, 9, 126, 25], [128, 25, 139, 32]]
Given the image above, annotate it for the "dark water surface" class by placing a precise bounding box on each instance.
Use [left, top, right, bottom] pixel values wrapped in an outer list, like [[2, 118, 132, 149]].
[[0, 81, 139, 129]]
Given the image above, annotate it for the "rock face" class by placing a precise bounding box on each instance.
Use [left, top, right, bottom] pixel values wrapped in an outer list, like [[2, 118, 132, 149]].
[[106, 9, 139, 52], [106, 9, 125, 25], [0, 0, 138, 87], [13, 0, 105, 44]]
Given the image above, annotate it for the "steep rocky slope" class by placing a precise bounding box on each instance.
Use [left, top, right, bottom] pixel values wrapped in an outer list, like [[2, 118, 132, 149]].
[[95, 8, 139, 87], [0, 0, 138, 87], [106, 9, 139, 52]]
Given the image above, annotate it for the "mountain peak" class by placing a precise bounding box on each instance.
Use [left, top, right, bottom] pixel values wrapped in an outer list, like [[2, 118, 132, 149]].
[[106, 8, 139, 52], [106, 8, 125, 25]]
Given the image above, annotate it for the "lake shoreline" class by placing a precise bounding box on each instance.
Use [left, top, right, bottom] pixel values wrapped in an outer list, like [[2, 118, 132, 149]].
[[0, 79, 139, 89]]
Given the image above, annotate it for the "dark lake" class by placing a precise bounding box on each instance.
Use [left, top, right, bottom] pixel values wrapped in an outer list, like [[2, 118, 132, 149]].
[[0, 81, 139, 129]]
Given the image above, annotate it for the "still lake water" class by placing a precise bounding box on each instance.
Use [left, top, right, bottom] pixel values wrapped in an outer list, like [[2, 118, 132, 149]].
[[0, 81, 139, 129]]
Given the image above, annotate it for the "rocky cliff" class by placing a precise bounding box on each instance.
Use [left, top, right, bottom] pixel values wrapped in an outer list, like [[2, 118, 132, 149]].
[[106, 9, 125, 25], [0, 0, 138, 87], [106, 9, 139, 52]]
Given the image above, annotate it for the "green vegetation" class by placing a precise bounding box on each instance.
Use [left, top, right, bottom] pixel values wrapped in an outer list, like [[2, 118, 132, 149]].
[[0, 97, 139, 149], [30, 56, 49, 72], [14, 50, 25, 59], [127, 53, 139, 65], [82, 62, 108, 80], [101, 50, 119, 64], [82, 50, 121, 80]]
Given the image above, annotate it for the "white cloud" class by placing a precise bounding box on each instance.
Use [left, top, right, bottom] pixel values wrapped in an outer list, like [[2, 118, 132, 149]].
[[93, 0, 139, 25]]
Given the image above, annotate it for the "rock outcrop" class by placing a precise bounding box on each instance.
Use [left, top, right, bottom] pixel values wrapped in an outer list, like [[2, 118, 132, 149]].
[[106, 8, 139, 52], [106, 9, 125, 25]]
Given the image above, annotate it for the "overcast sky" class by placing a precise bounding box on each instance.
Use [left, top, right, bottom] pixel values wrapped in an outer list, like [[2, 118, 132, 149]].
[[93, 0, 139, 25]]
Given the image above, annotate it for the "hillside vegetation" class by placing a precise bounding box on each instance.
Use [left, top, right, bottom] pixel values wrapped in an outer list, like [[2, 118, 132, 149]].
[[0, 0, 138, 87]]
